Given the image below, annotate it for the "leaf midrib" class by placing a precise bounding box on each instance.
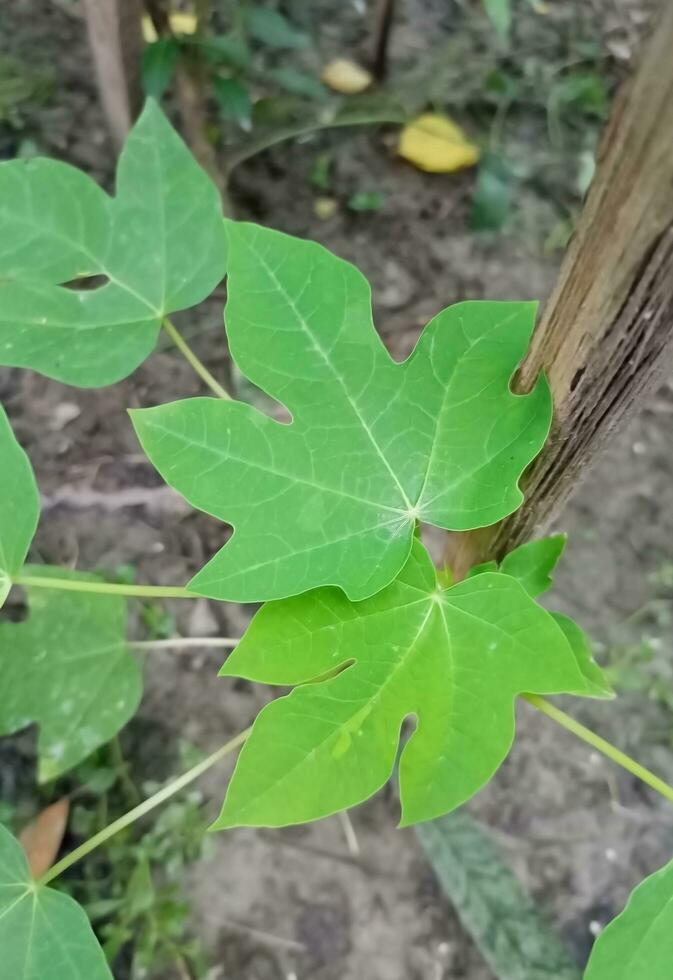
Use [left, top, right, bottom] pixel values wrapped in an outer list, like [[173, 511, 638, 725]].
[[141, 414, 407, 516], [415, 309, 521, 514], [238, 230, 413, 511]]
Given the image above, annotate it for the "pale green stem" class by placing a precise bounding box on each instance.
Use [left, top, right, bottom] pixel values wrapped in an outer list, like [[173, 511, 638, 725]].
[[39, 727, 251, 886], [34, 700, 673, 888], [13, 574, 196, 600], [162, 317, 230, 400], [131, 637, 238, 650], [524, 694, 673, 804]]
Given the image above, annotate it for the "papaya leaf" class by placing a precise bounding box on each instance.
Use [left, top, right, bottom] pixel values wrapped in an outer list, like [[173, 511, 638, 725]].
[[551, 612, 612, 699], [212, 539, 590, 829], [132, 222, 551, 602], [0, 99, 226, 387], [468, 535, 612, 699], [0, 405, 39, 608], [0, 566, 141, 782], [0, 824, 111, 979], [467, 560, 498, 578], [500, 534, 567, 597], [584, 855, 673, 980]]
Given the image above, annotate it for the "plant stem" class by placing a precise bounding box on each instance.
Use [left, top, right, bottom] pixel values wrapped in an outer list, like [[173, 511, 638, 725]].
[[14, 574, 196, 600], [39, 727, 251, 886], [162, 317, 230, 399], [524, 694, 673, 804], [224, 109, 407, 176], [131, 637, 238, 650]]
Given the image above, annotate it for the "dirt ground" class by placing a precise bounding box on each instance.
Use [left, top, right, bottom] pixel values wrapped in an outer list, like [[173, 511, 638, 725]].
[[2, 1, 673, 979]]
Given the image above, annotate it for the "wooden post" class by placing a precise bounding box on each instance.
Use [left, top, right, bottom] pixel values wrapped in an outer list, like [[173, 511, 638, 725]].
[[447, 0, 673, 579], [83, 0, 144, 150]]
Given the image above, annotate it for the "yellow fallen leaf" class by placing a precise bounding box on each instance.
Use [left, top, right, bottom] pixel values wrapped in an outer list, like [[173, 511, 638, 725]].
[[398, 113, 480, 173], [142, 12, 198, 43], [321, 58, 373, 95]]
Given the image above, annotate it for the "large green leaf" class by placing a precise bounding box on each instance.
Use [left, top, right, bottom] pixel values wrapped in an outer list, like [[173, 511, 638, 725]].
[[0, 99, 226, 387], [212, 539, 593, 829], [0, 405, 39, 608], [0, 824, 111, 979], [132, 222, 550, 602], [469, 535, 612, 698], [584, 856, 673, 979], [0, 566, 140, 782], [416, 811, 581, 980]]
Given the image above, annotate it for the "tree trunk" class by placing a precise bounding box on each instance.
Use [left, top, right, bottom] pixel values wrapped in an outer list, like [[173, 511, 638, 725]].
[[446, 0, 673, 579], [83, 0, 143, 150]]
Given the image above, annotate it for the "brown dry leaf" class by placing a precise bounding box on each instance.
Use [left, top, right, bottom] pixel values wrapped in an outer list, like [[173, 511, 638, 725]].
[[321, 58, 373, 95], [398, 113, 480, 173], [19, 798, 70, 878]]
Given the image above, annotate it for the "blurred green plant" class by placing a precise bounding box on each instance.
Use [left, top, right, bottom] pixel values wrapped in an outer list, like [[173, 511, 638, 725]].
[[60, 740, 212, 979], [0, 55, 52, 129]]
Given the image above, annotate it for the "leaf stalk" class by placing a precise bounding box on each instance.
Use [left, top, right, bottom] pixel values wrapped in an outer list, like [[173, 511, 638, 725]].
[[162, 317, 231, 399], [13, 574, 197, 600], [38, 727, 251, 886], [524, 694, 673, 805]]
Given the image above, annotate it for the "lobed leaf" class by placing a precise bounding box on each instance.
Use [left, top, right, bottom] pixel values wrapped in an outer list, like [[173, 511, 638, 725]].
[[0, 824, 111, 979], [469, 535, 612, 698], [0, 405, 39, 608], [133, 222, 551, 602], [213, 539, 594, 829], [0, 99, 226, 387], [584, 856, 673, 980], [0, 567, 141, 782]]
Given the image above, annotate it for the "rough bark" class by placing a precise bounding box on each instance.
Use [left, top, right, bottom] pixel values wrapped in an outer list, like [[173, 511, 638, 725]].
[[446, 1, 673, 578]]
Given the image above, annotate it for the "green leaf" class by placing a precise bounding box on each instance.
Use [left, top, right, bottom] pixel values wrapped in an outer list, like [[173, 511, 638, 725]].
[[551, 612, 613, 699], [0, 405, 39, 607], [244, 6, 308, 49], [0, 566, 141, 782], [0, 824, 112, 979], [132, 222, 551, 602], [213, 539, 589, 829], [499, 534, 566, 597], [213, 77, 253, 129], [584, 856, 673, 979], [347, 190, 386, 212], [0, 99, 226, 387], [482, 0, 511, 39], [549, 73, 607, 118], [416, 811, 581, 980], [267, 67, 327, 101], [471, 151, 513, 232], [142, 38, 180, 99], [467, 560, 498, 579], [199, 34, 250, 70], [467, 535, 612, 698]]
